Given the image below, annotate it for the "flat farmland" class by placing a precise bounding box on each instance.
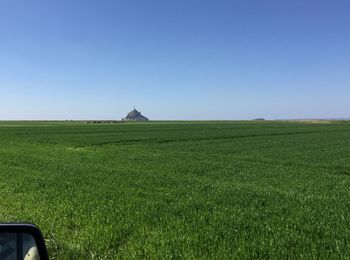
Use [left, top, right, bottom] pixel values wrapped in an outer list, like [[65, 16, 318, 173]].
[[0, 121, 349, 259]]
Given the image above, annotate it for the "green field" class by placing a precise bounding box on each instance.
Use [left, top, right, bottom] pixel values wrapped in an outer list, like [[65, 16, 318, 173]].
[[0, 121, 349, 259]]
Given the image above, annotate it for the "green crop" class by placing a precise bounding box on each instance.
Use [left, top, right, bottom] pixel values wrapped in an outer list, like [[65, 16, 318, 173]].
[[0, 121, 349, 259]]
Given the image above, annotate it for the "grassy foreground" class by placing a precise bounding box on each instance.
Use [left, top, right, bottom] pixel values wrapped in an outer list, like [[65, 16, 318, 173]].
[[0, 121, 349, 259]]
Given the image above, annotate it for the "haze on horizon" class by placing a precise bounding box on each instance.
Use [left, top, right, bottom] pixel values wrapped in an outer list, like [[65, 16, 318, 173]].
[[0, 0, 349, 120]]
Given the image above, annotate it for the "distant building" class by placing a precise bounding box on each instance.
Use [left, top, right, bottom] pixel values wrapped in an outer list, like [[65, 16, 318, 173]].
[[122, 108, 149, 121]]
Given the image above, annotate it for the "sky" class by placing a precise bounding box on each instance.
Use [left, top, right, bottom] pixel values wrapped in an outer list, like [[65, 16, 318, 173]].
[[0, 0, 349, 120]]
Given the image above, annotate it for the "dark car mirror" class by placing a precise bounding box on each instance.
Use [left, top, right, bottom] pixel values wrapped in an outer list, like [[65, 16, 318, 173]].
[[0, 224, 48, 260]]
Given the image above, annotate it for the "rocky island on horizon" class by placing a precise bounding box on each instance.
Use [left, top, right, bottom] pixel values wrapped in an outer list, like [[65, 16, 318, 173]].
[[122, 108, 149, 121]]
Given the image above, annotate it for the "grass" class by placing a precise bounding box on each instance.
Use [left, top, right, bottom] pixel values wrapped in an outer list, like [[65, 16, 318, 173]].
[[0, 120, 349, 259]]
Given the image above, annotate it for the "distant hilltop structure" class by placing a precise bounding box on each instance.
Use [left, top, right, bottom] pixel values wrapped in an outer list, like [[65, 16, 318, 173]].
[[122, 107, 149, 121]]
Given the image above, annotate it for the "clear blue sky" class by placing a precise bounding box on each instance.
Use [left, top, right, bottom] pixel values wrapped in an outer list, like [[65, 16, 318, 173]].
[[0, 0, 349, 120]]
